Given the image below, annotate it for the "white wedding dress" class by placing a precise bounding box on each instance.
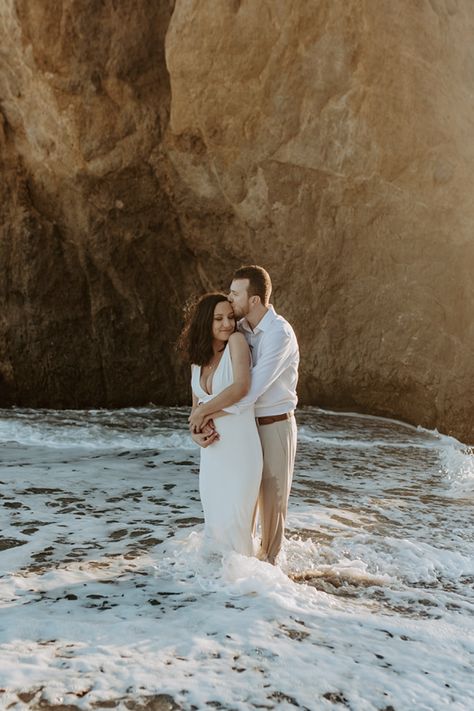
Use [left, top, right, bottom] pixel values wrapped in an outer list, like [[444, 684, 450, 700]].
[[191, 344, 262, 556]]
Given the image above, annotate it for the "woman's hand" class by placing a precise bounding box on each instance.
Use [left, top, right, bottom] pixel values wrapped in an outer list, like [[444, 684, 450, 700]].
[[191, 424, 219, 448]]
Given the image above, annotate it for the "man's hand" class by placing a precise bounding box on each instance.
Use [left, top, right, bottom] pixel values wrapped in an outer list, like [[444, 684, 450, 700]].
[[191, 425, 219, 448], [189, 404, 209, 433]]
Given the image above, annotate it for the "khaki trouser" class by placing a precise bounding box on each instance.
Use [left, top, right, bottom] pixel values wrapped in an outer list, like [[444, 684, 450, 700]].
[[256, 415, 297, 564]]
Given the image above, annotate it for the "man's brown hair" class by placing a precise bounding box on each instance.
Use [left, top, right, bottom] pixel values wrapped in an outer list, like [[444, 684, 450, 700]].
[[233, 265, 272, 305]]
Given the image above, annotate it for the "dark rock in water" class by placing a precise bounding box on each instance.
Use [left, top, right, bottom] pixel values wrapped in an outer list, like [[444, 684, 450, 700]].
[[27, 695, 182, 710], [269, 691, 300, 707], [0, 2, 474, 442], [175, 517, 204, 527], [322, 691, 350, 707], [139, 537, 163, 548], [123, 695, 182, 710], [0, 538, 26, 551], [109, 529, 128, 541]]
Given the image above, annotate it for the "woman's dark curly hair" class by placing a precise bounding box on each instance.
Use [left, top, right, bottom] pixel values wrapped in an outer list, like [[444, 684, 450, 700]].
[[178, 292, 235, 366]]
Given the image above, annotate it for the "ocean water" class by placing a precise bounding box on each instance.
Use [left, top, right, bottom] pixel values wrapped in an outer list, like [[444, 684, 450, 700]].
[[0, 406, 473, 711]]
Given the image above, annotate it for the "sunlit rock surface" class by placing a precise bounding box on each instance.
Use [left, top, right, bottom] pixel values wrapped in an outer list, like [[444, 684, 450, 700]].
[[1, 0, 474, 441]]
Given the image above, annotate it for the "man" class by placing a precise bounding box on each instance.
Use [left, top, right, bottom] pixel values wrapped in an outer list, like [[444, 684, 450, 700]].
[[190, 265, 299, 564]]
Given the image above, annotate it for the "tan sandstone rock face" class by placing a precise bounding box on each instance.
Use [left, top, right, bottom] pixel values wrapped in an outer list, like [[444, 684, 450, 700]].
[[1, 0, 474, 441], [0, 0, 201, 405]]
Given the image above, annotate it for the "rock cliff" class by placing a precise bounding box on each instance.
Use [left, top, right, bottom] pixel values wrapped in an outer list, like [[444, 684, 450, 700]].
[[1, 0, 474, 442]]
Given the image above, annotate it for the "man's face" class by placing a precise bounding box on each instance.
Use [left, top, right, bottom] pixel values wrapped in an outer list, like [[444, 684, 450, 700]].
[[228, 279, 251, 319]]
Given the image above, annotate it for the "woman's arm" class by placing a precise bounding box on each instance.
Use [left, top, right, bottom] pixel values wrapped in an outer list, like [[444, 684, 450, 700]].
[[189, 332, 250, 432]]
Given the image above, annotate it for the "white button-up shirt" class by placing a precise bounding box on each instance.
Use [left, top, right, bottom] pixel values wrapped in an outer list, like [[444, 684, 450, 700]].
[[224, 305, 299, 417]]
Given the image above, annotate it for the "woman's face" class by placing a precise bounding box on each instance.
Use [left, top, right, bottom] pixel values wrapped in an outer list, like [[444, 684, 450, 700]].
[[212, 300, 236, 343]]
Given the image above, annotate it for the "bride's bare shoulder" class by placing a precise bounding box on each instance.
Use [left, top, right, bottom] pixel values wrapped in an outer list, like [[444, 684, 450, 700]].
[[228, 332, 251, 369], [228, 331, 248, 348], [228, 332, 250, 358]]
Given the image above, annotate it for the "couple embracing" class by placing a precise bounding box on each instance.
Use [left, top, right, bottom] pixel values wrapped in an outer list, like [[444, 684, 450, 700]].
[[179, 265, 299, 565]]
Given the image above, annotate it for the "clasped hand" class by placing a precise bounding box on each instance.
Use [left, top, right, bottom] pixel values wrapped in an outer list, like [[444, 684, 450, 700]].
[[190, 419, 219, 448], [188, 405, 214, 434]]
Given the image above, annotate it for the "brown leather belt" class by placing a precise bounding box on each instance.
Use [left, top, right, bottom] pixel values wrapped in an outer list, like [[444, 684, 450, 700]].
[[256, 412, 293, 426]]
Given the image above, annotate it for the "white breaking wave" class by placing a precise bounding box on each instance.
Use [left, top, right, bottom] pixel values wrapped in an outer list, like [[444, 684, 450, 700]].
[[439, 439, 474, 495], [0, 408, 194, 450], [297, 427, 441, 450]]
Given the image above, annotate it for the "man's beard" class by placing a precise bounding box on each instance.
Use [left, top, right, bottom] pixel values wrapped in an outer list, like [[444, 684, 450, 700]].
[[233, 304, 248, 319]]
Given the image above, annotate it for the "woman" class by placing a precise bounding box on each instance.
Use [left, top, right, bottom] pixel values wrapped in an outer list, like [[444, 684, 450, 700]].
[[179, 293, 262, 556]]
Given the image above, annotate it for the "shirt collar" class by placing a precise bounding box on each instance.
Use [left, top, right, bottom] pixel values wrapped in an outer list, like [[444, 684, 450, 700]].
[[239, 305, 276, 334]]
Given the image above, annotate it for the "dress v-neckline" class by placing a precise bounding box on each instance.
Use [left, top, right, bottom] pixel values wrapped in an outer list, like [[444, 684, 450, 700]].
[[199, 347, 226, 396]]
